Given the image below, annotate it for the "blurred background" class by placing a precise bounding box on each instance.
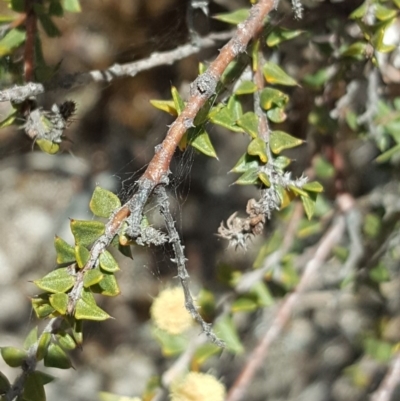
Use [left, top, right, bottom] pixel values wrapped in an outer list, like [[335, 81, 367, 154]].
[[1, 0, 400, 400]]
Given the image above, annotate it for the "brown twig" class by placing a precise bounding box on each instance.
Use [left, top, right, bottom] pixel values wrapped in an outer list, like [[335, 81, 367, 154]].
[[371, 351, 400, 401], [23, 0, 36, 82], [226, 214, 346, 401]]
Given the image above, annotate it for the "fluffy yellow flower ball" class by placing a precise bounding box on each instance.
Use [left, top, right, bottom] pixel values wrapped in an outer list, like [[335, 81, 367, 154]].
[[150, 287, 193, 335], [170, 372, 226, 401]]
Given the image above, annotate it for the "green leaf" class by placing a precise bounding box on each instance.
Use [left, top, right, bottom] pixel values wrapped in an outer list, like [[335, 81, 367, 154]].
[[0, 371, 10, 394], [149, 99, 177, 116], [314, 156, 335, 178], [34, 371, 55, 386], [171, 86, 185, 114], [230, 153, 259, 173], [251, 281, 274, 307], [99, 250, 120, 272], [340, 41, 368, 59], [275, 185, 296, 209], [234, 168, 259, 185], [350, 1, 367, 19], [209, 105, 242, 132], [10, 0, 25, 12], [89, 187, 121, 218], [31, 296, 56, 319], [152, 327, 188, 357], [1, 347, 27, 368], [75, 289, 111, 321], [214, 315, 244, 354], [36, 11, 61, 37], [375, 4, 397, 21], [258, 172, 271, 187], [247, 138, 268, 163], [267, 108, 287, 123], [36, 332, 51, 361], [266, 27, 304, 47], [63, 0, 81, 12], [0, 111, 17, 128], [227, 95, 243, 121], [213, 8, 249, 25], [91, 273, 120, 297], [72, 320, 83, 346], [70, 219, 105, 247], [34, 267, 75, 293], [49, 1, 64, 16], [303, 68, 330, 89], [263, 62, 297, 86], [54, 236, 75, 264], [49, 293, 69, 315], [193, 344, 221, 366], [0, 28, 26, 57], [363, 213, 381, 239], [237, 112, 259, 138], [75, 245, 90, 269], [297, 220, 323, 238], [44, 343, 72, 369], [83, 268, 104, 287], [36, 139, 60, 154], [273, 155, 291, 170], [56, 332, 76, 351], [270, 130, 303, 154], [369, 263, 390, 283], [364, 337, 393, 362], [376, 143, 400, 163], [232, 296, 258, 312], [234, 80, 257, 95], [302, 181, 323, 193], [260, 88, 289, 110], [23, 372, 46, 401], [23, 327, 38, 351], [301, 194, 317, 220], [188, 128, 218, 158]]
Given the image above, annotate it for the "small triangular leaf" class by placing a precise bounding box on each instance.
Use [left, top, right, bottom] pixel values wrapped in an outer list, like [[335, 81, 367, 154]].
[[1, 347, 27, 368], [36, 332, 51, 361], [99, 250, 120, 273], [235, 80, 257, 95], [188, 128, 218, 158], [270, 130, 303, 154], [89, 187, 121, 218], [54, 236, 75, 264], [247, 138, 268, 163], [44, 343, 72, 369], [213, 8, 249, 25], [83, 269, 104, 287], [149, 99, 177, 116], [266, 27, 304, 47], [91, 273, 120, 297], [49, 293, 69, 315], [75, 245, 90, 269], [23, 372, 46, 401], [75, 289, 111, 321], [34, 268, 75, 294], [263, 62, 297, 86], [23, 327, 38, 351], [70, 219, 105, 247], [237, 112, 259, 139]]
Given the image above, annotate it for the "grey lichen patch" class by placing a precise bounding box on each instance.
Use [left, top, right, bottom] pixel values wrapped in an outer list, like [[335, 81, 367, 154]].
[[190, 71, 218, 98], [231, 38, 247, 56]]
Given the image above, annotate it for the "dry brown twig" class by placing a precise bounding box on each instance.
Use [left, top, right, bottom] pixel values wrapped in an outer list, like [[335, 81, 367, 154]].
[[226, 195, 352, 401]]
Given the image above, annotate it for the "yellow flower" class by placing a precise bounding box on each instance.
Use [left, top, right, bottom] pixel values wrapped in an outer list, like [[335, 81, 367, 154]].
[[151, 287, 193, 335], [170, 372, 226, 401]]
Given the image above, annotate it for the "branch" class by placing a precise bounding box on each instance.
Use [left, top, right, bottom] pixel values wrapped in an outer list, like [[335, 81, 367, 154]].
[[0, 31, 233, 103], [371, 351, 400, 401], [156, 186, 224, 346], [23, 0, 36, 82], [226, 213, 346, 401]]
